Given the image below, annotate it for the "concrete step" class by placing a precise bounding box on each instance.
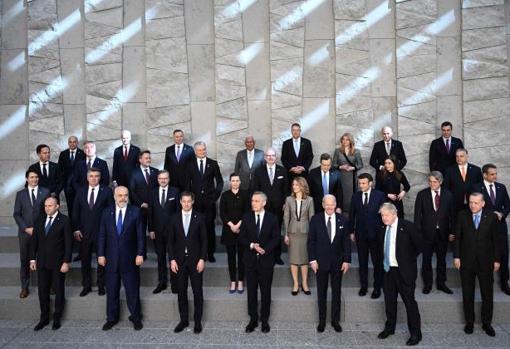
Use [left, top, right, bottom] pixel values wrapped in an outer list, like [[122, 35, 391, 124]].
[[1, 286, 509, 324], [0, 252, 465, 288]]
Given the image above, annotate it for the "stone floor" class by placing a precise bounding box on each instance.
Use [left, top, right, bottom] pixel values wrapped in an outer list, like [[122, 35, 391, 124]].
[[0, 320, 509, 348]]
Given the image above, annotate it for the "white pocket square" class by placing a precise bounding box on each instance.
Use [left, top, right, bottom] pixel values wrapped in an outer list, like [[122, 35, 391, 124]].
[[168, 198, 175, 201], [277, 176, 284, 179]]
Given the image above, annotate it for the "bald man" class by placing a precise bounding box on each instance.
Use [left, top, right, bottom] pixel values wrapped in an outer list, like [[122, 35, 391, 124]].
[[58, 136, 85, 216], [369, 126, 407, 173]]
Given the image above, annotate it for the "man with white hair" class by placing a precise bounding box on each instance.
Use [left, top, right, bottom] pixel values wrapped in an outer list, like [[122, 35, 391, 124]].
[[369, 126, 407, 173], [73, 141, 110, 191], [112, 130, 141, 187]]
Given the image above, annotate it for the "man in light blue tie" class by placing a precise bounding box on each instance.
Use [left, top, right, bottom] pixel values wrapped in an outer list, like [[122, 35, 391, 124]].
[[377, 203, 423, 346]]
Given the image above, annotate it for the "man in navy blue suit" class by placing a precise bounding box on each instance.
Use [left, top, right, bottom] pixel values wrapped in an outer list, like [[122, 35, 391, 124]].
[[473, 164, 510, 295], [73, 141, 110, 191], [112, 130, 141, 187], [164, 129, 195, 190], [281, 122, 314, 185], [98, 186, 145, 331], [370, 126, 407, 173], [429, 121, 464, 175], [349, 173, 385, 299], [308, 194, 351, 333], [72, 167, 114, 297]]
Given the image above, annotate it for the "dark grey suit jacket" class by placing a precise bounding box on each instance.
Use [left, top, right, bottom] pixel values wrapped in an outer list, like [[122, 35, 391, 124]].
[[234, 148, 265, 191], [13, 187, 50, 235]]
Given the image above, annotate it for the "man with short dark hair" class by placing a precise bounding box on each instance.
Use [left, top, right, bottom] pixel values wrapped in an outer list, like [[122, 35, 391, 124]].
[[308, 153, 343, 213], [164, 129, 195, 190], [234, 136, 265, 192], [281, 123, 314, 184], [28, 144, 62, 195], [429, 121, 464, 175], [112, 130, 141, 187]]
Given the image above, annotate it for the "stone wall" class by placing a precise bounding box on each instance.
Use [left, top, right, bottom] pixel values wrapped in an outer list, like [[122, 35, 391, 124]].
[[1, 0, 509, 223]]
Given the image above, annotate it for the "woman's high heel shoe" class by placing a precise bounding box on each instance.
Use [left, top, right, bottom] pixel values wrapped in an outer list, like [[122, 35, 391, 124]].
[[301, 285, 311, 295]]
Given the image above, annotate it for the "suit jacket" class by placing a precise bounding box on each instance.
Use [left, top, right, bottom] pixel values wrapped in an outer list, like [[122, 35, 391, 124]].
[[30, 212, 73, 270], [239, 211, 281, 269], [307, 212, 351, 271], [429, 136, 464, 174], [167, 210, 208, 266], [234, 148, 265, 191], [185, 157, 224, 203], [349, 189, 386, 240], [72, 185, 114, 239], [283, 196, 314, 234], [308, 167, 344, 212], [73, 158, 110, 191], [148, 186, 180, 234], [454, 208, 500, 272], [97, 204, 145, 273], [112, 144, 141, 187], [252, 165, 289, 213], [376, 219, 423, 283], [129, 166, 159, 207], [164, 143, 195, 189], [13, 187, 50, 234], [443, 163, 482, 212], [28, 161, 62, 194], [369, 139, 407, 171], [414, 188, 455, 241], [58, 148, 85, 191], [281, 137, 314, 174], [472, 181, 510, 233]]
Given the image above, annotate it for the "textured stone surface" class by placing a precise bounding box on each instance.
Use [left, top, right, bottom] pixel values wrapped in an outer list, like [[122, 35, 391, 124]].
[[0, 49, 28, 104]]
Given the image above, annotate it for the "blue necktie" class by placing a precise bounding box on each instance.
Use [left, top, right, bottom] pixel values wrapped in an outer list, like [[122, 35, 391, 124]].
[[473, 214, 480, 230], [184, 214, 190, 236], [116, 210, 123, 235], [383, 225, 391, 272], [45, 216, 53, 236], [322, 172, 328, 195]]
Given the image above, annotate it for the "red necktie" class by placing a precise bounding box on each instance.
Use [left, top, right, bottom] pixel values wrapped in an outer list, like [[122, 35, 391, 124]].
[[123, 146, 128, 160]]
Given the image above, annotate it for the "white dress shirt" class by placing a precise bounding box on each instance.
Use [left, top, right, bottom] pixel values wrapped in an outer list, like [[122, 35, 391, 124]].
[[197, 157, 206, 170], [267, 165, 275, 182], [39, 161, 49, 175], [362, 188, 372, 205], [484, 180, 496, 199], [431, 188, 441, 212], [175, 143, 182, 157], [124, 144, 130, 154], [384, 218, 399, 267], [115, 206, 126, 223], [88, 185, 99, 205], [293, 137, 301, 157], [250, 210, 265, 250], [159, 186, 168, 201], [28, 185, 38, 201], [87, 156, 96, 167], [247, 149, 254, 168]]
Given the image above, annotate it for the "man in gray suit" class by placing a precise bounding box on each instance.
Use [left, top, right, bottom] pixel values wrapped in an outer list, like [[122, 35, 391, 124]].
[[13, 169, 50, 298], [234, 136, 265, 192]]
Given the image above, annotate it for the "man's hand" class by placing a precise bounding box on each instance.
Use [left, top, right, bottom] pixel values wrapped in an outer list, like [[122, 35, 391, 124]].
[[25, 227, 33, 235], [141, 203, 148, 209], [60, 262, 70, 273], [350, 233, 355, 242], [74, 231, 83, 241], [30, 261, 36, 271], [454, 258, 461, 270], [494, 262, 501, 272], [448, 234, 455, 242], [397, 191, 405, 200], [335, 208, 342, 214], [341, 262, 350, 275], [135, 255, 144, 266], [149, 231, 156, 240], [254, 246, 266, 255], [98, 256, 106, 267], [197, 259, 205, 273], [495, 211, 503, 221], [251, 243, 260, 250], [388, 193, 397, 201], [310, 261, 318, 274], [170, 260, 178, 273]]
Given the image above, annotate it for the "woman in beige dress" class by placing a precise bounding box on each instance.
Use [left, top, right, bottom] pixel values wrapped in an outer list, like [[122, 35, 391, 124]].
[[283, 176, 315, 296]]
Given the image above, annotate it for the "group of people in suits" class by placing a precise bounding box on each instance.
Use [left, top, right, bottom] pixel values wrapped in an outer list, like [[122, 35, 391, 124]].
[[11, 120, 509, 345]]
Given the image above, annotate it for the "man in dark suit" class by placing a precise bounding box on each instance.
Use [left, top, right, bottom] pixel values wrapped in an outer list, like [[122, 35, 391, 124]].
[[29, 196, 73, 331], [112, 130, 141, 187], [129, 150, 159, 235], [377, 202, 423, 346], [168, 192, 207, 334], [57, 135, 85, 216], [472, 164, 510, 295], [349, 173, 385, 299], [185, 141, 223, 263], [443, 148, 482, 216], [164, 129, 195, 190], [28, 144, 62, 195], [234, 135, 265, 191], [13, 169, 50, 298], [414, 171, 455, 295], [308, 153, 343, 214], [454, 193, 500, 337], [429, 121, 464, 175], [72, 167, 114, 297], [73, 141, 110, 190], [308, 194, 351, 333], [98, 186, 145, 331], [281, 122, 314, 184], [251, 147, 288, 265], [148, 170, 180, 294], [239, 191, 281, 333], [370, 126, 407, 173]]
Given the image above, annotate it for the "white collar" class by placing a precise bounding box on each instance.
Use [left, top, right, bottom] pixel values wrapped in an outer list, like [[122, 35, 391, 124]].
[[484, 180, 495, 188]]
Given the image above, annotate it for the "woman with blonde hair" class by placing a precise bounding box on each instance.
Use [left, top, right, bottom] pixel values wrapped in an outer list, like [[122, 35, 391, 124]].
[[332, 132, 364, 212], [283, 176, 315, 295]]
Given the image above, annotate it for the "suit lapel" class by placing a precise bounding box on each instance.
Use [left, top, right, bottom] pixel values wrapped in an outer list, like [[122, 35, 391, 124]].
[[46, 213, 60, 237]]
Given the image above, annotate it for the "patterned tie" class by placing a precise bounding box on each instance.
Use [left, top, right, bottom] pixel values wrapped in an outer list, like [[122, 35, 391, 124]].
[[176, 145, 181, 162], [445, 138, 450, 153], [327, 216, 332, 242], [474, 214, 480, 230], [363, 192, 368, 207], [31, 189, 36, 207], [144, 168, 150, 184], [322, 172, 328, 195], [434, 190, 440, 211], [256, 214, 261, 238], [161, 188, 166, 207], [116, 210, 123, 235], [89, 187, 95, 209], [383, 225, 392, 272], [45, 216, 53, 236], [489, 184, 496, 206], [42, 163, 48, 177], [184, 213, 190, 236], [269, 167, 274, 185], [199, 159, 204, 176]]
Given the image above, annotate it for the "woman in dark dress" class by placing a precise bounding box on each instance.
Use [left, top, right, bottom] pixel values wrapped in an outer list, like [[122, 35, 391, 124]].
[[220, 173, 250, 293], [375, 155, 410, 218]]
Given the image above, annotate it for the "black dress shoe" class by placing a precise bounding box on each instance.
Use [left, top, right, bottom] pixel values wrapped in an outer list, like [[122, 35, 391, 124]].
[[152, 284, 167, 294], [331, 322, 342, 332], [275, 257, 284, 265], [98, 286, 106, 296], [174, 321, 189, 333], [34, 320, 49, 331], [464, 323, 473, 334], [194, 322, 202, 334], [261, 321, 270, 333], [80, 287, 92, 297], [358, 287, 367, 297], [301, 286, 311, 295], [406, 335, 422, 346], [437, 283, 453, 294], [171, 288, 178, 294], [378, 328, 395, 339], [317, 322, 325, 333], [422, 285, 432, 294], [102, 321, 117, 331], [245, 320, 258, 333], [133, 319, 143, 331], [482, 324, 496, 337], [371, 288, 381, 299], [52, 319, 61, 330], [208, 255, 216, 263]]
